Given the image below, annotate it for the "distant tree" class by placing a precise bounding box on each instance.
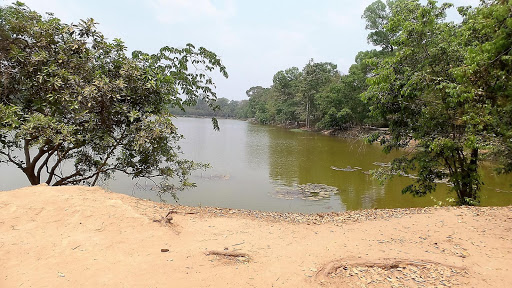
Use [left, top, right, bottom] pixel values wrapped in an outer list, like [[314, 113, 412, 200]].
[[170, 98, 214, 117], [245, 86, 273, 124], [272, 67, 301, 124], [243, 59, 369, 130], [236, 100, 251, 119], [299, 60, 339, 128], [0, 3, 228, 197], [169, 97, 244, 118], [315, 79, 360, 130], [363, 0, 512, 205], [316, 50, 384, 130]]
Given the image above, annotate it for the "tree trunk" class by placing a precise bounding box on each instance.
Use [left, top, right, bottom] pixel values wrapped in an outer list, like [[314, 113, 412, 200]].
[[22, 138, 40, 185], [23, 165, 40, 185], [306, 100, 310, 128], [459, 148, 479, 205]]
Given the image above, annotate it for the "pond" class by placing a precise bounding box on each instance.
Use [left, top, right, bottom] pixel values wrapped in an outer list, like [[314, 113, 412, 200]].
[[1, 117, 511, 213], [112, 118, 512, 212]]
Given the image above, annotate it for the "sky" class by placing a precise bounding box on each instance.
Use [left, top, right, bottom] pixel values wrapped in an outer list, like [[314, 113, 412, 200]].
[[4, 0, 480, 100]]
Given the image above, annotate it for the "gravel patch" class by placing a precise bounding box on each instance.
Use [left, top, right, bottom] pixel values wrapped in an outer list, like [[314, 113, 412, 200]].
[[318, 259, 468, 287]]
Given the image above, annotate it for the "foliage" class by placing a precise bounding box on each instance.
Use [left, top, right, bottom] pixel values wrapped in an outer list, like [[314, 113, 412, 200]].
[[245, 86, 273, 124], [316, 50, 384, 130], [169, 97, 243, 118], [0, 2, 228, 197], [272, 67, 302, 124], [363, 0, 512, 205], [455, 0, 512, 174], [362, 0, 397, 52], [240, 57, 375, 130], [299, 60, 339, 128], [239, 0, 511, 206]]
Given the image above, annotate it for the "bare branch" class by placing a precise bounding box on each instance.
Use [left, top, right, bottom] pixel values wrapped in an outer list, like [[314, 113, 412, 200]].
[[53, 171, 83, 186], [0, 149, 23, 170], [91, 130, 126, 186]]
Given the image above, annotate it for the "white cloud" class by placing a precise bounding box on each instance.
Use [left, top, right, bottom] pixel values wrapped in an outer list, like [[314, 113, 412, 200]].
[[275, 30, 306, 44], [258, 29, 314, 72], [325, 11, 352, 28], [145, 0, 239, 51], [148, 0, 235, 24]]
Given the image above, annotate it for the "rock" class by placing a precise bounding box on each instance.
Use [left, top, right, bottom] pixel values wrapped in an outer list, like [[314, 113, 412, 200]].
[[331, 166, 357, 172], [271, 183, 339, 201]]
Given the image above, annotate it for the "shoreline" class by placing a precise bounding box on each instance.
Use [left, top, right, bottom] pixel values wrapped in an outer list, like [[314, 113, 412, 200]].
[[144, 197, 509, 226], [2, 185, 511, 287], [176, 115, 385, 139]]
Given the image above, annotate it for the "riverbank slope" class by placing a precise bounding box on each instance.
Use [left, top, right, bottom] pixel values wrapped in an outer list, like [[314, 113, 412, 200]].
[[1, 185, 511, 287]]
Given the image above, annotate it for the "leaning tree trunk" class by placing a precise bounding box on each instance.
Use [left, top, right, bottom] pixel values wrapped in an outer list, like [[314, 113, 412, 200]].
[[22, 139, 41, 185]]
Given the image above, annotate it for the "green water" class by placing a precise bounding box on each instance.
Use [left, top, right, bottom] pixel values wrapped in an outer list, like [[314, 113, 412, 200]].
[[1, 117, 511, 213], [109, 117, 512, 212]]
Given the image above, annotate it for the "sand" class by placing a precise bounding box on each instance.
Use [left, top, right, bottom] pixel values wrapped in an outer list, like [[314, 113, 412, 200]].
[[1, 185, 511, 287]]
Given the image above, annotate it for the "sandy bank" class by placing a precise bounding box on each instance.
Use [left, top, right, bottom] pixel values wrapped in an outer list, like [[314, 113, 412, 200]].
[[1, 185, 511, 287]]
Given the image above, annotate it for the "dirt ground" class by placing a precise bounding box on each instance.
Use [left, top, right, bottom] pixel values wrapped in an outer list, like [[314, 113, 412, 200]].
[[1, 185, 511, 287]]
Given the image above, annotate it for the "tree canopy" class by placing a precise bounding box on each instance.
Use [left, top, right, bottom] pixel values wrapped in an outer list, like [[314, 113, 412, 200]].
[[0, 2, 227, 198], [363, 0, 512, 205], [239, 59, 374, 129], [362, 0, 397, 52]]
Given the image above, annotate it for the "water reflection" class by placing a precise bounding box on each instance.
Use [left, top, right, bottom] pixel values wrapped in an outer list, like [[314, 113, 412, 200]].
[[264, 127, 438, 210], [262, 125, 512, 209], [245, 124, 270, 169]]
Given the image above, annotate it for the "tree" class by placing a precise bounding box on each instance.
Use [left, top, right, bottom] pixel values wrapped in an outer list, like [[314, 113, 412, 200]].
[[245, 86, 273, 124], [0, 3, 228, 198], [299, 60, 339, 128], [272, 67, 301, 124], [236, 100, 251, 119], [362, 0, 397, 52], [363, 0, 512, 205], [454, 0, 512, 175], [315, 50, 383, 130]]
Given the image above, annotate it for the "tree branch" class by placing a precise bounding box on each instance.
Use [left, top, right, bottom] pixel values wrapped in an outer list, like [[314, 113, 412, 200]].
[[53, 170, 83, 186], [36, 143, 62, 182], [57, 165, 122, 186], [0, 149, 24, 170], [23, 139, 31, 167], [30, 140, 53, 169], [91, 131, 126, 186], [46, 146, 75, 185]]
